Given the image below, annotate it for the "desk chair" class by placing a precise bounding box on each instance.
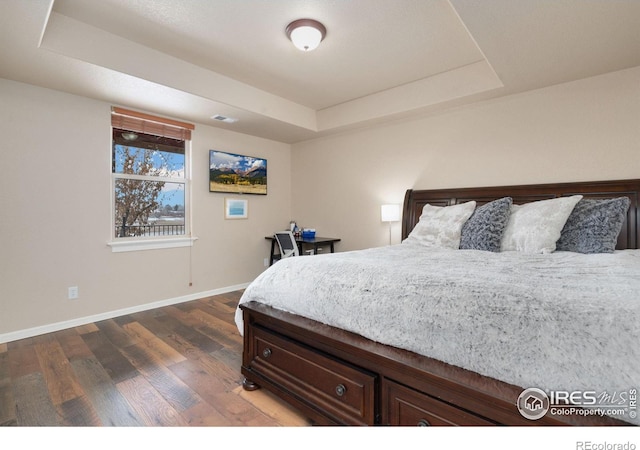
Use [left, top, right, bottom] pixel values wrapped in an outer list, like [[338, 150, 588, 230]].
[[274, 231, 299, 259]]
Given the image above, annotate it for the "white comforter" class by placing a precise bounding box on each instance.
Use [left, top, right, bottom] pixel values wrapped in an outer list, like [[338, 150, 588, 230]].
[[235, 244, 640, 424]]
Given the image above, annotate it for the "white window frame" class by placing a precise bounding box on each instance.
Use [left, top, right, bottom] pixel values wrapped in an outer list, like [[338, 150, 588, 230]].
[[107, 109, 196, 253]]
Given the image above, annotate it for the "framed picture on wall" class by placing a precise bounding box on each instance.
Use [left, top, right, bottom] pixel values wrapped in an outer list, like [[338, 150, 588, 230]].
[[209, 150, 267, 195], [224, 198, 248, 219]]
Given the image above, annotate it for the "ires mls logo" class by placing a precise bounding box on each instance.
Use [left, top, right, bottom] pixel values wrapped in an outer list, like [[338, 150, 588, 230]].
[[517, 388, 550, 420], [517, 387, 638, 421]]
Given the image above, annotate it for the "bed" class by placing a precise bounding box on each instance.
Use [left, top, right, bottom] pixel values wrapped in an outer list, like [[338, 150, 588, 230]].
[[236, 179, 640, 426]]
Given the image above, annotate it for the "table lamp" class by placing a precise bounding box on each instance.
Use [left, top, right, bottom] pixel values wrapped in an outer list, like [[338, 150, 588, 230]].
[[381, 204, 401, 245]]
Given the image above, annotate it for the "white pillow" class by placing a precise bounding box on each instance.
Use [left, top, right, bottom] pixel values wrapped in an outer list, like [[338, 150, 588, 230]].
[[403, 201, 476, 248], [500, 195, 583, 254]]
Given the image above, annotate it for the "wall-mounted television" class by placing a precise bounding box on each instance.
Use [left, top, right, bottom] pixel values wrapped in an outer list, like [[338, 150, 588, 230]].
[[209, 150, 267, 195]]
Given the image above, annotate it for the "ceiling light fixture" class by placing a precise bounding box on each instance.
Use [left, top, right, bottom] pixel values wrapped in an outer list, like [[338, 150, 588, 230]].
[[285, 19, 326, 52], [121, 131, 138, 141]]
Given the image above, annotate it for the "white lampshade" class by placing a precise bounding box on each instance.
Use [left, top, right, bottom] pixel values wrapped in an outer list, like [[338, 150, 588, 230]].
[[290, 26, 322, 51], [381, 204, 401, 222], [286, 19, 326, 52]]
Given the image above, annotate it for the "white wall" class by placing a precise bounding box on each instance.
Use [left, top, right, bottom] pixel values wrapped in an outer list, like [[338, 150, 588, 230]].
[[291, 66, 640, 251], [0, 79, 291, 340], [2, 65, 639, 340]]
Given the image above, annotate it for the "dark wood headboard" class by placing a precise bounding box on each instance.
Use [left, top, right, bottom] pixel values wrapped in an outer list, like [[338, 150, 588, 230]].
[[402, 179, 640, 250]]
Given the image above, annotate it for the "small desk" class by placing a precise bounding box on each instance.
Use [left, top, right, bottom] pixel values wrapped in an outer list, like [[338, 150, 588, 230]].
[[266, 236, 341, 265]]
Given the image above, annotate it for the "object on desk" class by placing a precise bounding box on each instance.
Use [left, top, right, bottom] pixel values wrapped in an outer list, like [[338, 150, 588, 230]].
[[265, 235, 341, 265], [274, 231, 299, 258], [289, 221, 296, 232], [302, 228, 316, 239]]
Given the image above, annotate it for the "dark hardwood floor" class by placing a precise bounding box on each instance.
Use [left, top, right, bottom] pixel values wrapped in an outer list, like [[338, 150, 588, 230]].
[[0, 290, 310, 426]]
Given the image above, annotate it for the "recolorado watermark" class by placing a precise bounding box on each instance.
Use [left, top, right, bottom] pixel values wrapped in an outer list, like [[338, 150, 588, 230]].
[[576, 442, 636, 450], [516, 387, 637, 421]]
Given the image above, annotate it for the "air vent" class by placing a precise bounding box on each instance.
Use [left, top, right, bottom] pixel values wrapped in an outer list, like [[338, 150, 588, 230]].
[[211, 114, 238, 124]]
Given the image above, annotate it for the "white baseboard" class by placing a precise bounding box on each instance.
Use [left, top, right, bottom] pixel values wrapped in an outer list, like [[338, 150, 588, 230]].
[[0, 283, 250, 345]]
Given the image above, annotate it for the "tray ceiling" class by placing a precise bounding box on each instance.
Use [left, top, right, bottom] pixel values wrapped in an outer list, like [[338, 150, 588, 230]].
[[1, 0, 639, 143]]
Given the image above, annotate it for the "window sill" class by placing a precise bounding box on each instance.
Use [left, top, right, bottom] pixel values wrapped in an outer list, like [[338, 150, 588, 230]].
[[108, 236, 198, 253]]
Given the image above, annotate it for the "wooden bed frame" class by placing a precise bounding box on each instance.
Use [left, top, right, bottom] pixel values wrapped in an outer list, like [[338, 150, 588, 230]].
[[240, 179, 640, 426]]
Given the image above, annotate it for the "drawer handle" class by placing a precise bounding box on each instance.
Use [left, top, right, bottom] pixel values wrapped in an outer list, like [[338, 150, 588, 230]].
[[262, 348, 272, 358], [417, 419, 431, 427], [335, 384, 346, 397]]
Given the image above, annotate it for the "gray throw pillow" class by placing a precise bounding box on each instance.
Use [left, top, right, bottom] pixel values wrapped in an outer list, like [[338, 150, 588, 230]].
[[459, 197, 512, 252], [556, 197, 630, 253]]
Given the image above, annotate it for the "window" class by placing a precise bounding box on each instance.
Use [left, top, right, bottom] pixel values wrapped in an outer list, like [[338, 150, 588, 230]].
[[109, 107, 195, 252]]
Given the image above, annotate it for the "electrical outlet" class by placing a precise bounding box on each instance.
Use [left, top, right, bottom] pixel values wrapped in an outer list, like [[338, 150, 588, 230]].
[[68, 286, 79, 299], [263, 258, 269, 267]]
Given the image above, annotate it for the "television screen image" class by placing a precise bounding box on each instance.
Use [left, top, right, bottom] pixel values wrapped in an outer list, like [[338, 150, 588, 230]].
[[209, 150, 267, 195]]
